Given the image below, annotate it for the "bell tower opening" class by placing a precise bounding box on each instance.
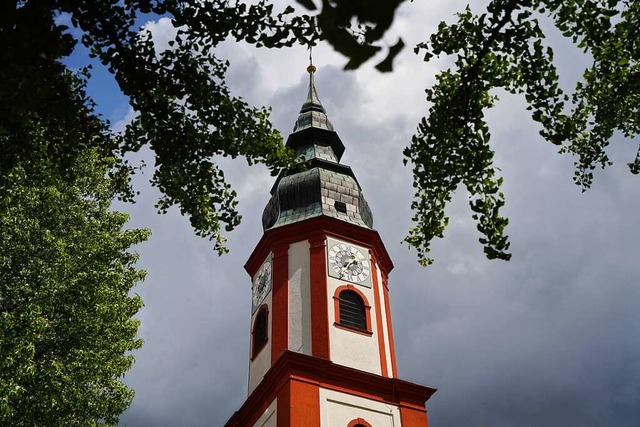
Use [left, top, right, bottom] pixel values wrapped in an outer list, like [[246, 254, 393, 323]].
[[338, 289, 366, 330]]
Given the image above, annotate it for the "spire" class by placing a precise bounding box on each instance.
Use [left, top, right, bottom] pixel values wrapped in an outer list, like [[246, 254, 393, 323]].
[[262, 64, 373, 231], [292, 63, 334, 132]]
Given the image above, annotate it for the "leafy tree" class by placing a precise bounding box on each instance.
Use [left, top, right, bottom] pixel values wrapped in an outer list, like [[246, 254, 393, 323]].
[[0, 21, 149, 423], [0, 131, 149, 425]]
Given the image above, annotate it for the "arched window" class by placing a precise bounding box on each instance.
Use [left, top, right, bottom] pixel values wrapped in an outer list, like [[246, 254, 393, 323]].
[[339, 290, 366, 330], [252, 306, 268, 359], [333, 286, 372, 334]]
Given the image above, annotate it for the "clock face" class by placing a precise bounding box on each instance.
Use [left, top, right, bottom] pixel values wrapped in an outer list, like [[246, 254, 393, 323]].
[[328, 243, 370, 284], [252, 256, 272, 313]]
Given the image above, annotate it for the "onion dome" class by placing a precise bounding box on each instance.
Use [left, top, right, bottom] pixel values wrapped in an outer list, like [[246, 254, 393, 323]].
[[262, 65, 373, 231]]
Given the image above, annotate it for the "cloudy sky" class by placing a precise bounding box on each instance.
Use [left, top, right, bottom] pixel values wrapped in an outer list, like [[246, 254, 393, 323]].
[[80, 1, 640, 426]]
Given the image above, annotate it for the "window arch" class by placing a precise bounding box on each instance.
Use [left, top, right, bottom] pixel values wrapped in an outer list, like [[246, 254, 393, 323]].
[[251, 305, 268, 359], [347, 418, 373, 427], [333, 285, 372, 335]]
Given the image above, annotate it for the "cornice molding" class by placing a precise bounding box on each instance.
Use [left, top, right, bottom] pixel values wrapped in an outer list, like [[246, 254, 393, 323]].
[[224, 350, 436, 427], [245, 216, 394, 278]]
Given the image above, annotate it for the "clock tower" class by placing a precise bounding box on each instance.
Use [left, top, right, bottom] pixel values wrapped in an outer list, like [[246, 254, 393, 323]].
[[225, 65, 436, 427]]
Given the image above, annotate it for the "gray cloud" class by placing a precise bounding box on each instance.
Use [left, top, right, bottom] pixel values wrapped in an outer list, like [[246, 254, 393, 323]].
[[116, 3, 640, 426]]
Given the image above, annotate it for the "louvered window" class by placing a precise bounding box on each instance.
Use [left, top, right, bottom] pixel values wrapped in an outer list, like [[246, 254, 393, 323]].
[[338, 290, 366, 330]]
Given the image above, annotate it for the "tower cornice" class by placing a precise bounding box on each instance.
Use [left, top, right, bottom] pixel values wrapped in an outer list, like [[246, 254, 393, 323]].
[[224, 350, 437, 427], [245, 216, 394, 278]]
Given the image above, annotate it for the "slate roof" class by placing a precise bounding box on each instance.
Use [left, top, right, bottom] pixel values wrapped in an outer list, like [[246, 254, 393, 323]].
[[262, 66, 374, 231]]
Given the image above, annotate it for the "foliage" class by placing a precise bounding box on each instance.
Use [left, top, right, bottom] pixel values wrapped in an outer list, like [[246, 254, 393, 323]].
[[0, 10, 149, 419], [1, 0, 317, 254], [294, 0, 407, 71], [301, 0, 639, 264], [0, 129, 149, 424], [401, 0, 640, 264], [1, 1, 638, 267]]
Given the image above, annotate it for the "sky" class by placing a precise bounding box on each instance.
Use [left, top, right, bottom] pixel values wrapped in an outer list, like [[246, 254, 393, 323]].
[[77, 1, 640, 426]]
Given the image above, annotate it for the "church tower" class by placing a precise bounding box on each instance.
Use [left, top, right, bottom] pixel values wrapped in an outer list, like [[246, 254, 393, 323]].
[[225, 65, 436, 427]]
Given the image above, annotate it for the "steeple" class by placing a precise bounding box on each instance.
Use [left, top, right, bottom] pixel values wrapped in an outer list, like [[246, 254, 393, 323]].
[[292, 65, 335, 133], [286, 64, 345, 161], [225, 63, 436, 427], [261, 66, 372, 231]]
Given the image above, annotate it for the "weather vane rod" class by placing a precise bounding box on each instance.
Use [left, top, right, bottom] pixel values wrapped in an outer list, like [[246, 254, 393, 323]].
[[307, 44, 316, 74]]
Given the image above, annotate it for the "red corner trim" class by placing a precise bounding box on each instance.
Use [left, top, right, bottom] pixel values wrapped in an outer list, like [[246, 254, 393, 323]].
[[382, 274, 398, 377], [309, 235, 330, 359], [276, 380, 291, 426], [290, 377, 321, 426], [370, 258, 389, 377], [400, 404, 430, 426]]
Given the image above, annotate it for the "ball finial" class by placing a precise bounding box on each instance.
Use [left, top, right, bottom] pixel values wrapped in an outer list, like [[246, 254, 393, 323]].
[[307, 64, 316, 74]]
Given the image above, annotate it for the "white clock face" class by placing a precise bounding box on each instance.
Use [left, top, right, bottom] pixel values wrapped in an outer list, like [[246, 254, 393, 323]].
[[328, 243, 370, 284], [252, 257, 272, 313]]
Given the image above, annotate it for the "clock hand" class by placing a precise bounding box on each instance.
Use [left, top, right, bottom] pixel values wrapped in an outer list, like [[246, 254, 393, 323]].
[[341, 257, 357, 275]]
